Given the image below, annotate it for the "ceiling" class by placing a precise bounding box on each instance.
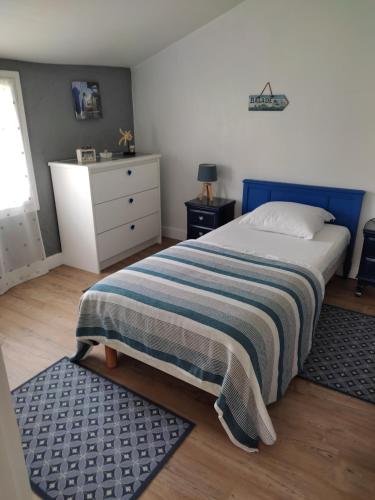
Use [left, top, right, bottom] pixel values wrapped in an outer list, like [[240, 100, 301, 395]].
[[0, 0, 243, 67]]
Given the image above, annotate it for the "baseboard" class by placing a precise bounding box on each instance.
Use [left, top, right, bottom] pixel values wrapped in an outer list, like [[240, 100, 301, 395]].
[[46, 252, 64, 270], [162, 226, 185, 241]]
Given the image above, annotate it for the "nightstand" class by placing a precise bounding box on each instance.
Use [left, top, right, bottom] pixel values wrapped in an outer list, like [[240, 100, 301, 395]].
[[356, 218, 375, 296], [185, 197, 236, 239]]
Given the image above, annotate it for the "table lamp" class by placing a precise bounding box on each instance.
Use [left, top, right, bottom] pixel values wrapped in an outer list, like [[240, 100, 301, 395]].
[[197, 164, 217, 202]]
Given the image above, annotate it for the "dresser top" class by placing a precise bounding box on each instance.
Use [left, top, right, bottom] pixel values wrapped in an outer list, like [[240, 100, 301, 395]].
[[49, 153, 161, 171]]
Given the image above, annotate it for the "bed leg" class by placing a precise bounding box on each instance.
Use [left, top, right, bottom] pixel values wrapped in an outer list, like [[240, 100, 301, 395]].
[[69, 340, 98, 363], [105, 346, 118, 369]]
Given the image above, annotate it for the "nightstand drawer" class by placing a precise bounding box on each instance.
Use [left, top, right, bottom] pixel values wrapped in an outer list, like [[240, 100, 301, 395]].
[[359, 256, 375, 280], [363, 236, 375, 257], [189, 226, 212, 239], [189, 210, 216, 228]]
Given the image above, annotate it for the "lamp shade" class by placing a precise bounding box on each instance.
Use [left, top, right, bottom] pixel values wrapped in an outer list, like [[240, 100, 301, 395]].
[[197, 164, 217, 182]]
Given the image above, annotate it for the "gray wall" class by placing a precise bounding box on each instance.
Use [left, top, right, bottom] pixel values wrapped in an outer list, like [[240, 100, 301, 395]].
[[0, 59, 134, 256]]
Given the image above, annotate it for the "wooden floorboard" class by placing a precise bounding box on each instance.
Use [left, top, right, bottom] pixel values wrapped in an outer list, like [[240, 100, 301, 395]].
[[1, 238, 374, 500]]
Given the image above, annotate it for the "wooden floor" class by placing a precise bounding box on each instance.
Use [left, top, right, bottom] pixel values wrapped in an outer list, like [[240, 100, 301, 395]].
[[1, 238, 374, 500]]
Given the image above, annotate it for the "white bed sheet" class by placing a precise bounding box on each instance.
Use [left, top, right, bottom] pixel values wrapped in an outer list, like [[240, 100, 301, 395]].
[[199, 215, 350, 282]]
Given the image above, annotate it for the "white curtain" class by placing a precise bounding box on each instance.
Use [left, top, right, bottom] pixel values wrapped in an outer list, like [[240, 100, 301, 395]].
[[0, 75, 47, 295]]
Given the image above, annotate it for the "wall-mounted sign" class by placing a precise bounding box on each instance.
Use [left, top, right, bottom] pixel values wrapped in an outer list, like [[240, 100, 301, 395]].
[[248, 82, 289, 111]]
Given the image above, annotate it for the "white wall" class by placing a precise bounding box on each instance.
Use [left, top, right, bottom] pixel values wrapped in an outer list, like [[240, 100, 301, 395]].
[[132, 0, 375, 277]]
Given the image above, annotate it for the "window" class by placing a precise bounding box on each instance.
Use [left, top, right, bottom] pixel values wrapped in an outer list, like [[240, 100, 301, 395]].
[[0, 70, 39, 215]]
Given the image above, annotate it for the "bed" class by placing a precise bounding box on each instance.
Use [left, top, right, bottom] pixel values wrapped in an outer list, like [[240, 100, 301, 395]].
[[71, 180, 364, 452]]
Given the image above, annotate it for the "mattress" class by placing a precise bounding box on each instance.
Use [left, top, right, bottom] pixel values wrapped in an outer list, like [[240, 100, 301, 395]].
[[199, 216, 351, 282], [77, 240, 324, 452]]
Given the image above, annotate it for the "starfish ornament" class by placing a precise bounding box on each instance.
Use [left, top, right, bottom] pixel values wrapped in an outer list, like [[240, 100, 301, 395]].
[[118, 128, 133, 146]]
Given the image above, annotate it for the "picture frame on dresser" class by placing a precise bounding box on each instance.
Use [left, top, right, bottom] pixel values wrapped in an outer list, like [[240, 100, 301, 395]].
[[49, 154, 162, 273]]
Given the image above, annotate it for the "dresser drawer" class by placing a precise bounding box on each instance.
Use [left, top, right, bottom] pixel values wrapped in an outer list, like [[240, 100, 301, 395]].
[[189, 226, 212, 239], [91, 162, 159, 204], [189, 209, 216, 228], [94, 188, 160, 234], [97, 212, 160, 262]]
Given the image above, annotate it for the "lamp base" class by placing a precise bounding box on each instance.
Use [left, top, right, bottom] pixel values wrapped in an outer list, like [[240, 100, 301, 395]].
[[198, 182, 214, 202]]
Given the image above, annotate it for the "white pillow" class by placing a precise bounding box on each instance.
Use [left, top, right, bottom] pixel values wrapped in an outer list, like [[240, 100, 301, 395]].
[[239, 201, 335, 240]]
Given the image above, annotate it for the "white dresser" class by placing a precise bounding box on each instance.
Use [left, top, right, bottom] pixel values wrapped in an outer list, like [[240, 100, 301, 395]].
[[49, 154, 162, 273]]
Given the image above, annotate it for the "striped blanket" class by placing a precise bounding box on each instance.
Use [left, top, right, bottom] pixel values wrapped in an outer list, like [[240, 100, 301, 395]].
[[77, 240, 324, 452]]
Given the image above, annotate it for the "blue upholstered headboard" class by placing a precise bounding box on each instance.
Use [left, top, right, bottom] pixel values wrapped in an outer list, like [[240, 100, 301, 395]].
[[242, 179, 365, 276]]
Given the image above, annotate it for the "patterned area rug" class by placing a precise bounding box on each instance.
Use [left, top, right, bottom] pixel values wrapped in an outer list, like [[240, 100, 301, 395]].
[[12, 358, 194, 500], [300, 304, 375, 403]]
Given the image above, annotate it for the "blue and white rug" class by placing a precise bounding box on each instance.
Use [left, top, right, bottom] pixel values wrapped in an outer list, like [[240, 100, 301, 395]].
[[12, 358, 194, 499], [300, 304, 375, 403]]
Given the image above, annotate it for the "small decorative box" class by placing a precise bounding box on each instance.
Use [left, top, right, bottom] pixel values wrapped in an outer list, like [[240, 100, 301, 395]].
[[76, 147, 96, 163]]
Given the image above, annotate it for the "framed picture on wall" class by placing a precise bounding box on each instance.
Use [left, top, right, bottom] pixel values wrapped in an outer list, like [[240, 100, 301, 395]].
[[71, 81, 102, 120]]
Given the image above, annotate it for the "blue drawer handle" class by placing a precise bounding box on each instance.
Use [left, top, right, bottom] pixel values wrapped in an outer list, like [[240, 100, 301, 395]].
[[366, 257, 375, 263], [129, 198, 134, 204], [127, 169, 132, 176], [130, 224, 135, 230]]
